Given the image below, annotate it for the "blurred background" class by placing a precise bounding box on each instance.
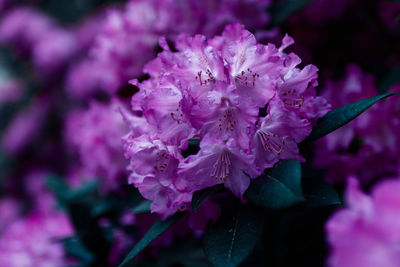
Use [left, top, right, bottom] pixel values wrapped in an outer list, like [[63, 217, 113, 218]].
[[0, 0, 399, 266]]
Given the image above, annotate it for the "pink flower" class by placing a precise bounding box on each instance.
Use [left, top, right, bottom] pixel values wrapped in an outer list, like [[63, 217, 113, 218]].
[[1, 98, 48, 155], [178, 139, 258, 198], [126, 24, 328, 218], [0, 212, 73, 267], [65, 100, 130, 192], [252, 99, 312, 170], [326, 176, 400, 267]]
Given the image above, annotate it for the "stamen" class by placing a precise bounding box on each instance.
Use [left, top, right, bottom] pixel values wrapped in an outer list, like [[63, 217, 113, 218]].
[[153, 151, 170, 173], [236, 68, 260, 87], [219, 108, 236, 132], [281, 90, 304, 108], [257, 130, 285, 155], [211, 152, 231, 182]]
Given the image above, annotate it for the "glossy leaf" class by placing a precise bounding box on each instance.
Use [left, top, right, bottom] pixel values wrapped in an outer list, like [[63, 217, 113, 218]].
[[192, 184, 224, 212], [305, 93, 398, 142], [245, 160, 304, 209], [131, 200, 151, 214], [303, 178, 342, 208], [203, 205, 266, 267], [119, 212, 186, 267]]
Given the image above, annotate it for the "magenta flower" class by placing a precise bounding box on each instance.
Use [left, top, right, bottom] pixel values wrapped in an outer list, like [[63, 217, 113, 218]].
[[326, 176, 400, 267], [66, 0, 272, 98], [65, 100, 130, 192], [1, 98, 48, 155], [0, 211, 73, 267], [125, 24, 329, 218]]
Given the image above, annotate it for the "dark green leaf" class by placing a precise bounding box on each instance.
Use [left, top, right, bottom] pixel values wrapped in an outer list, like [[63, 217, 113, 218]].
[[305, 93, 398, 142], [63, 236, 94, 265], [270, 0, 314, 25], [192, 184, 224, 212], [303, 178, 342, 208], [245, 160, 304, 209], [131, 200, 152, 214], [379, 67, 400, 93], [203, 205, 265, 267], [119, 212, 186, 267]]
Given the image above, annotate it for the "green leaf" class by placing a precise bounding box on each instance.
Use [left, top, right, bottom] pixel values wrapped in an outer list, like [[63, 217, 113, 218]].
[[379, 67, 400, 93], [203, 205, 266, 267], [270, 0, 314, 25], [63, 236, 94, 265], [119, 212, 186, 267], [305, 93, 398, 142], [303, 178, 342, 208], [245, 159, 304, 209], [131, 200, 152, 214], [192, 184, 224, 212]]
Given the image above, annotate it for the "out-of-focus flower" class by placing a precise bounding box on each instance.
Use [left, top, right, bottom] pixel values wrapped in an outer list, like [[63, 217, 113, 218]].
[[0, 211, 73, 267], [124, 23, 329, 218], [326, 176, 400, 267], [0, 198, 20, 232], [65, 100, 130, 192], [317, 64, 376, 152], [66, 0, 272, 98], [1, 98, 49, 155], [0, 7, 79, 77], [314, 66, 400, 184]]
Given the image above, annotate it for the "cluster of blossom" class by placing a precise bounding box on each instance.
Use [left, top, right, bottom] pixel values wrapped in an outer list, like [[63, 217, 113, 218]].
[[123, 23, 330, 218], [326, 176, 400, 267], [0, 7, 78, 78], [0, 170, 74, 267], [64, 100, 130, 191], [66, 0, 272, 98], [314, 65, 400, 184]]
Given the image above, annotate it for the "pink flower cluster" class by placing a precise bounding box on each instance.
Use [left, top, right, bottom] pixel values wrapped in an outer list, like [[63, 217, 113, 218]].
[[123, 23, 330, 218], [0, 7, 78, 77], [326, 176, 400, 267], [66, 0, 272, 98], [314, 65, 400, 184], [0, 211, 73, 267], [65, 101, 130, 191]]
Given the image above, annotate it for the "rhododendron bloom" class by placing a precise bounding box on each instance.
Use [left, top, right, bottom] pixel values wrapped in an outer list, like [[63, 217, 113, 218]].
[[0, 212, 73, 267], [326, 177, 400, 267], [124, 23, 329, 218], [65, 100, 130, 192]]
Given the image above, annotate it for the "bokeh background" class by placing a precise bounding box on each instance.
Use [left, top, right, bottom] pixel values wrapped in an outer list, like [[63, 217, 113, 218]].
[[0, 0, 400, 266]]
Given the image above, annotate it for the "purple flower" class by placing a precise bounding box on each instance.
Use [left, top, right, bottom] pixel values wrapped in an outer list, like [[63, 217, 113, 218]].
[[0, 211, 73, 267], [0, 7, 79, 77], [65, 100, 130, 192], [125, 24, 328, 218], [326, 176, 400, 267], [1, 98, 48, 155], [314, 66, 400, 185], [66, 0, 272, 98]]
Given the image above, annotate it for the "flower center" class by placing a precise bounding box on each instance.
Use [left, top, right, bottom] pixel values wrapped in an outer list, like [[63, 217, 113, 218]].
[[195, 69, 215, 86], [153, 151, 170, 173], [218, 108, 236, 132], [211, 151, 231, 182], [257, 130, 285, 155], [170, 103, 184, 124], [235, 68, 260, 87], [281, 89, 304, 108]]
